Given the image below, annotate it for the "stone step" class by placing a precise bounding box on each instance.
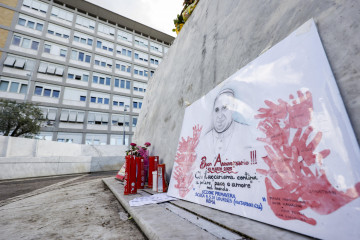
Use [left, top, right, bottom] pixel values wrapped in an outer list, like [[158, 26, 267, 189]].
[[103, 178, 312, 240]]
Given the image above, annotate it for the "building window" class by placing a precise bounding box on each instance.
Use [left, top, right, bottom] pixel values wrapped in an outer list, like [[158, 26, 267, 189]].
[[117, 30, 133, 44], [39, 107, 57, 121], [71, 50, 92, 63], [151, 57, 160, 65], [60, 110, 85, 123], [12, 35, 40, 51], [34, 85, 60, 98], [114, 79, 131, 90], [150, 41, 163, 54], [0, 79, 27, 94], [116, 62, 131, 73], [134, 37, 148, 48], [43, 42, 67, 58], [132, 117, 138, 127], [67, 68, 89, 82], [133, 82, 147, 93], [60, 49, 67, 57], [47, 23, 71, 39], [22, 0, 48, 14], [31, 41, 39, 50], [133, 100, 143, 109], [73, 32, 93, 46], [116, 45, 132, 58], [3, 55, 35, 71], [18, 18, 26, 26], [38, 62, 64, 76], [113, 96, 130, 109], [96, 39, 114, 53], [51, 6, 73, 22], [43, 88, 51, 97], [34, 86, 42, 95], [52, 90, 60, 98], [112, 115, 130, 127], [135, 51, 149, 64], [17, 15, 44, 32], [90, 96, 110, 105], [80, 96, 86, 101], [0, 81, 9, 92], [92, 74, 111, 86], [44, 44, 50, 53], [98, 23, 115, 36], [9, 82, 20, 93], [134, 66, 149, 78], [88, 113, 109, 125], [94, 55, 112, 69], [76, 15, 95, 30]]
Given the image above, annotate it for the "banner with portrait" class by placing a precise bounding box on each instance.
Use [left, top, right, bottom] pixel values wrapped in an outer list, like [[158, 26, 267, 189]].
[[167, 19, 360, 239]]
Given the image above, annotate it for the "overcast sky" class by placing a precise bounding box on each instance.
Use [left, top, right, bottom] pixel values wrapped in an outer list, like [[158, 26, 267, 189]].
[[86, 0, 184, 37]]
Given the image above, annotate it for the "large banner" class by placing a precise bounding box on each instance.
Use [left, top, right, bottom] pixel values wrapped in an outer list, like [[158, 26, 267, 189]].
[[167, 19, 360, 239]]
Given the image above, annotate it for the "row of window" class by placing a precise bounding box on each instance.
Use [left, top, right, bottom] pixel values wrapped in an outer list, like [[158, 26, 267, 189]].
[[34, 85, 142, 109], [10, 36, 158, 75], [0, 80, 28, 94], [36, 132, 131, 145], [18, 15, 44, 31], [0, 79, 144, 113], [34, 86, 60, 98], [14, 27, 163, 66], [19, 4, 169, 53], [12, 35, 40, 51], [3, 55, 35, 70], [40, 106, 138, 127], [2, 55, 149, 92], [1, 77, 146, 97]]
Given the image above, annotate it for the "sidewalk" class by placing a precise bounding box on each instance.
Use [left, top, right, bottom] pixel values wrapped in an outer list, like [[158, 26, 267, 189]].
[[0, 175, 146, 240], [103, 177, 313, 240]]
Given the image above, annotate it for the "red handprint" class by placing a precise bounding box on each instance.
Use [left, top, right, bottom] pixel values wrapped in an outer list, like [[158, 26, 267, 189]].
[[173, 125, 202, 198], [288, 91, 313, 128], [257, 145, 300, 189], [255, 99, 288, 120], [256, 89, 360, 225], [291, 126, 330, 166], [257, 119, 290, 147]]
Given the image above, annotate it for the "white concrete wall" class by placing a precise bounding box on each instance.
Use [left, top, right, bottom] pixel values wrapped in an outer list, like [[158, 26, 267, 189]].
[[134, 0, 360, 179], [0, 136, 127, 180]]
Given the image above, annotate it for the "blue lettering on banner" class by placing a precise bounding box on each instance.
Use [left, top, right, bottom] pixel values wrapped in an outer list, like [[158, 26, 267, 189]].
[[193, 190, 262, 211]]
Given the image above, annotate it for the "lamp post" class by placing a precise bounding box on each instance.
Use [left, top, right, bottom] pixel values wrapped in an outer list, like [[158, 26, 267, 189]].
[[122, 105, 128, 145], [25, 72, 32, 103]]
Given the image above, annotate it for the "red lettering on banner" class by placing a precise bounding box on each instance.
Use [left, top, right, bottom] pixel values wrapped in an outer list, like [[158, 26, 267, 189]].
[[214, 154, 222, 166], [200, 156, 212, 169]]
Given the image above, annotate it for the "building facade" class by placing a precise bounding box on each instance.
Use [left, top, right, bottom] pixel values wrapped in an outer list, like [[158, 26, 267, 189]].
[[0, 0, 174, 145]]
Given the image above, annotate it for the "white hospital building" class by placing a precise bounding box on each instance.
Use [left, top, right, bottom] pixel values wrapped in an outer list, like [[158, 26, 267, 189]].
[[0, 0, 174, 145]]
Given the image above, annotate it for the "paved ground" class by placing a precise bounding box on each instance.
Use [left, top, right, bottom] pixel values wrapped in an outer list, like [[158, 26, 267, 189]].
[[0, 172, 147, 240]]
